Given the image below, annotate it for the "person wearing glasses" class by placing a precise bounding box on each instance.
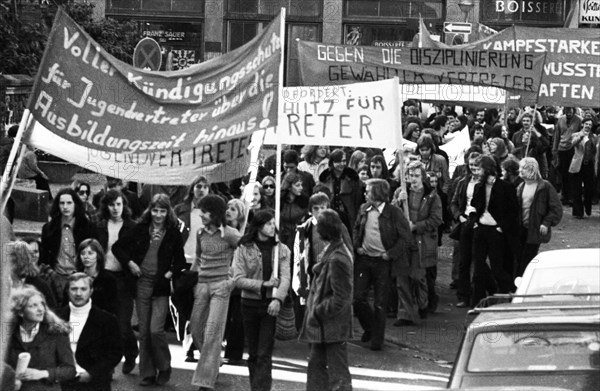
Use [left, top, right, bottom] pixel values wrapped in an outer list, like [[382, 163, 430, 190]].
[[260, 176, 276, 209], [73, 182, 98, 224]]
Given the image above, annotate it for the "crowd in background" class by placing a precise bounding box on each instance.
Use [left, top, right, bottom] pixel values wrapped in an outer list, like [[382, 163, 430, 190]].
[[1, 101, 598, 391]]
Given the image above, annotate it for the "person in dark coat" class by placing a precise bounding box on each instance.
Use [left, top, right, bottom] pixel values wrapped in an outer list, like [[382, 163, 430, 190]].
[[112, 194, 186, 386], [58, 273, 122, 391], [95, 189, 139, 374], [394, 162, 443, 323], [75, 239, 118, 315], [515, 158, 563, 276], [318, 149, 363, 236], [299, 209, 353, 391], [470, 155, 519, 308], [353, 179, 411, 350], [40, 188, 97, 308], [6, 286, 76, 391]]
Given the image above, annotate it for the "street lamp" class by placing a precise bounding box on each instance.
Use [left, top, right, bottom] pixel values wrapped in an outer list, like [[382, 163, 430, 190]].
[[458, 0, 474, 23]]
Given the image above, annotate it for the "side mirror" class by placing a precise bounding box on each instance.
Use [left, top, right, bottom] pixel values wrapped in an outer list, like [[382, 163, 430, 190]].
[[514, 276, 522, 288]]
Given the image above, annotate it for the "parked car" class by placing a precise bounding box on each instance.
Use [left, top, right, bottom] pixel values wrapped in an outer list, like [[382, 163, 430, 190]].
[[449, 301, 600, 390], [513, 248, 600, 303]]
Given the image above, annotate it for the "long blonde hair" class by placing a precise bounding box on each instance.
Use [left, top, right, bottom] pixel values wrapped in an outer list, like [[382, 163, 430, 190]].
[[10, 285, 70, 334]]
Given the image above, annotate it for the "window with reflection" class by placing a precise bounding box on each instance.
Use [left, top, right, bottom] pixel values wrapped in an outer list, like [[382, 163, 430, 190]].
[[107, 0, 202, 13], [344, 0, 443, 19]]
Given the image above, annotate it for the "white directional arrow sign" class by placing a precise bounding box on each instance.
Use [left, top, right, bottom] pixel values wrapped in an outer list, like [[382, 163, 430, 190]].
[[443, 22, 472, 34]]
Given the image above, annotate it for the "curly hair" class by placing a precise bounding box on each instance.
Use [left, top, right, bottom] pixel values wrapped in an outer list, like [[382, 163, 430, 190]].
[[11, 286, 70, 334], [9, 241, 39, 279]]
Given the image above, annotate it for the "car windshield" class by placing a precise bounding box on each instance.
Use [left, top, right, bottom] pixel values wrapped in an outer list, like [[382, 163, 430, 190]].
[[523, 266, 600, 300], [468, 330, 600, 372]]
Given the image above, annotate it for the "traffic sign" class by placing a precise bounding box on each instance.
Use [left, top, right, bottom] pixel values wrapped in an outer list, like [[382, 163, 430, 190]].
[[133, 38, 162, 71], [443, 22, 472, 34]]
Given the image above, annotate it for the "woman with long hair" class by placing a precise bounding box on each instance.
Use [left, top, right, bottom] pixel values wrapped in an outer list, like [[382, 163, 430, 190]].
[[95, 189, 139, 374], [6, 286, 76, 391], [232, 209, 291, 391], [260, 176, 276, 209], [112, 194, 186, 386], [299, 145, 330, 183], [223, 198, 249, 366], [279, 172, 309, 253], [515, 158, 563, 276], [75, 238, 118, 315], [348, 150, 367, 173], [73, 181, 97, 224], [8, 241, 57, 310]]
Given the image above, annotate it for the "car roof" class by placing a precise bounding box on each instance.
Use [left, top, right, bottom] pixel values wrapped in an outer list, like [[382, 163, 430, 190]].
[[468, 301, 600, 329], [527, 248, 600, 268]]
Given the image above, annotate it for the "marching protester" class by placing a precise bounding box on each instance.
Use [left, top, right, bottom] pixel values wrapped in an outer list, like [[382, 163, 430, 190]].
[[95, 189, 138, 374], [8, 241, 57, 310], [232, 209, 290, 391], [516, 158, 563, 276], [75, 239, 118, 316], [299, 145, 330, 183], [569, 117, 597, 219], [450, 152, 482, 308], [58, 273, 122, 391], [190, 194, 241, 391], [299, 209, 353, 391], [292, 193, 352, 330], [73, 182, 97, 224], [40, 188, 97, 308], [223, 198, 249, 366], [552, 107, 582, 205], [6, 286, 76, 391], [261, 176, 276, 209], [394, 161, 443, 322], [470, 155, 519, 308], [353, 178, 411, 350], [318, 148, 363, 237], [112, 193, 186, 386]]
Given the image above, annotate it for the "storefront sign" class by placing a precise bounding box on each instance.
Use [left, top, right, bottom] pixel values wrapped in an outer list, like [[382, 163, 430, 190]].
[[373, 40, 413, 47], [481, 0, 566, 23], [142, 30, 186, 41], [580, 0, 600, 23], [23, 8, 283, 185]]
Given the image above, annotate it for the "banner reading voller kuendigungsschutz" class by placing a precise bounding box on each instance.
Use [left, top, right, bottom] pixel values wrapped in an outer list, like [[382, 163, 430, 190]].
[[24, 8, 284, 185]]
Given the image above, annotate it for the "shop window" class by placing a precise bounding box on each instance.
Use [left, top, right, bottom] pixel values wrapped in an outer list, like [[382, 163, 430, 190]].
[[344, 0, 442, 19], [228, 21, 260, 51], [343, 24, 418, 47], [227, 0, 322, 17], [108, 0, 202, 13]]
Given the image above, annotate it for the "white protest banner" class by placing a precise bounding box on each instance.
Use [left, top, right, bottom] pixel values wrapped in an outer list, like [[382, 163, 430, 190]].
[[264, 79, 400, 147], [22, 8, 284, 185], [439, 125, 471, 178]]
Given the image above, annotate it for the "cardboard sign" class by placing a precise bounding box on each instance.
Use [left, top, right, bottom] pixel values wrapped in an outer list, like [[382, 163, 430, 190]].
[[23, 8, 283, 185], [264, 79, 400, 147]]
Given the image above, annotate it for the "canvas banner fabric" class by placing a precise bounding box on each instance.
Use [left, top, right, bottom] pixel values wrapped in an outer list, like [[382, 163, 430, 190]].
[[264, 79, 401, 147], [419, 24, 600, 107], [23, 8, 283, 185], [297, 41, 546, 97]]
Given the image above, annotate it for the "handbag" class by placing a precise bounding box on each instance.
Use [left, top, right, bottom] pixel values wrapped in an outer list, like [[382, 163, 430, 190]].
[[275, 295, 298, 341], [449, 222, 462, 240]]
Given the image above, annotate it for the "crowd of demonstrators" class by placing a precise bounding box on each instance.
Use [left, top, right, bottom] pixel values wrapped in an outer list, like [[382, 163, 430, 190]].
[[3, 102, 599, 391]]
